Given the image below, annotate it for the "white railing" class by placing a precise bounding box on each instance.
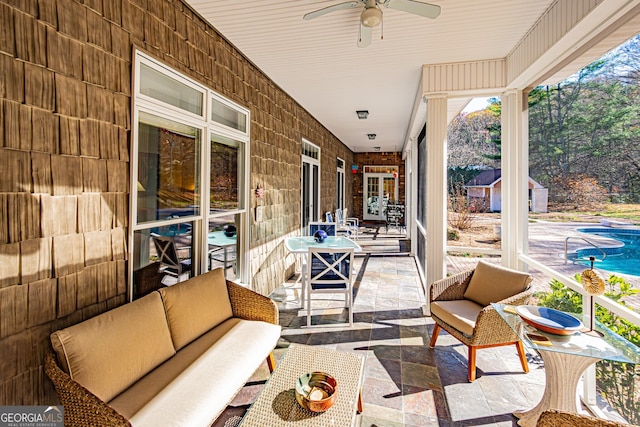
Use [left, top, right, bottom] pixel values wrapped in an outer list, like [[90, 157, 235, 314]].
[[519, 253, 640, 417]]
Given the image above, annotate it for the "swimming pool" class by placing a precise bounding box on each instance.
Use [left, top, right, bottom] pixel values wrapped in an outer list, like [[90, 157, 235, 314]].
[[571, 228, 640, 276]]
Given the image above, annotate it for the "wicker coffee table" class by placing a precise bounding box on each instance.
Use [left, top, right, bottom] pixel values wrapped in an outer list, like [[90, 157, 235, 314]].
[[239, 344, 365, 427]]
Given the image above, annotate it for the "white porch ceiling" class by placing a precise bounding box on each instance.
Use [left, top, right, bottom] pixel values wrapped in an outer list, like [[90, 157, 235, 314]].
[[185, 0, 636, 153]]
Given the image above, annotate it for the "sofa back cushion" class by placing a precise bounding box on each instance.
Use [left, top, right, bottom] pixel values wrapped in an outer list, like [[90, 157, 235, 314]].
[[159, 268, 233, 351], [50, 292, 175, 402], [463, 261, 531, 307]]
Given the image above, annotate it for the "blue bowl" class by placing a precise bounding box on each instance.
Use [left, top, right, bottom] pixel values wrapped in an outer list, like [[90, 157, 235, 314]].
[[314, 230, 328, 243]]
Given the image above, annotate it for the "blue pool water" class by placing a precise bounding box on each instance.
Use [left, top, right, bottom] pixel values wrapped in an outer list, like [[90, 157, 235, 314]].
[[571, 228, 640, 276]]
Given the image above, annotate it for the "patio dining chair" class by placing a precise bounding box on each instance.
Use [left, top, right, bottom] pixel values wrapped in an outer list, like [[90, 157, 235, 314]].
[[152, 234, 192, 286], [342, 208, 360, 239], [429, 260, 533, 381], [308, 221, 337, 237], [336, 208, 359, 239], [305, 247, 355, 327]]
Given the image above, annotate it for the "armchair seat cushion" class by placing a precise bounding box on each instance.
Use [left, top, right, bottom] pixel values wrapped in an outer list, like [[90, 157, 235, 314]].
[[463, 261, 532, 307], [431, 299, 483, 337]]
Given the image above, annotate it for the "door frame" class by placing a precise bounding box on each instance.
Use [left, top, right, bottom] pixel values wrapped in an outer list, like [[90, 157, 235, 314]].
[[301, 139, 321, 230], [363, 166, 398, 221]]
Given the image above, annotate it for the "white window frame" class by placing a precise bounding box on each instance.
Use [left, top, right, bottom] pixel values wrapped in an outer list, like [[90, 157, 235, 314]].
[[301, 139, 321, 229], [130, 50, 251, 298], [336, 157, 345, 211]]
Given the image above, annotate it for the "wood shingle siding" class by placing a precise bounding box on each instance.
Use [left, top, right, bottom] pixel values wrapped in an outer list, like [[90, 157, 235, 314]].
[[0, 0, 353, 405]]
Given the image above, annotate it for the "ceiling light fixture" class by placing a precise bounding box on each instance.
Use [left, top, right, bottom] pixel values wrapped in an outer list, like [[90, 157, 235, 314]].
[[368, 134, 377, 140], [373, 146, 381, 152], [356, 110, 369, 119]]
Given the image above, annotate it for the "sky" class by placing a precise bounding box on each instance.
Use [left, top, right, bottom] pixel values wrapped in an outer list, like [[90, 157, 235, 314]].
[[462, 97, 490, 113]]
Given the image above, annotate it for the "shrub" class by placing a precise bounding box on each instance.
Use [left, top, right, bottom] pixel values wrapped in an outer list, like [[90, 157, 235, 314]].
[[537, 275, 640, 424], [548, 174, 609, 210], [448, 181, 476, 231], [447, 228, 460, 241]]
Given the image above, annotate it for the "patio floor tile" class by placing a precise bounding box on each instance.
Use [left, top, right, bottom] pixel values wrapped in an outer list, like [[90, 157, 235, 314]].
[[216, 251, 546, 426]]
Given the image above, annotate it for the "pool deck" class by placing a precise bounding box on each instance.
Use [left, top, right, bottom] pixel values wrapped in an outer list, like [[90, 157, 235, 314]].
[[448, 220, 640, 311]]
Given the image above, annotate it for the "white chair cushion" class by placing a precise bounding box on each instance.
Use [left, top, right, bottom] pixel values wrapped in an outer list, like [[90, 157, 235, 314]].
[[431, 299, 483, 337], [109, 318, 281, 427]]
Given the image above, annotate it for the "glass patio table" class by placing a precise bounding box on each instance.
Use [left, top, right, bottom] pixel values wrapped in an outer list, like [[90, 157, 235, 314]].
[[492, 303, 640, 427], [284, 236, 362, 254], [208, 231, 237, 278]]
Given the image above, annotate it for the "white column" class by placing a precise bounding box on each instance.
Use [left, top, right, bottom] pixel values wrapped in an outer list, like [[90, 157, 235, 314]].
[[501, 89, 529, 270], [425, 95, 448, 294]]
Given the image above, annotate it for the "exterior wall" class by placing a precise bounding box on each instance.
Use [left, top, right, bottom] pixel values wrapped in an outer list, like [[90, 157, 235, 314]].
[[0, 0, 353, 405], [491, 181, 502, 212], [422, 59, 506, 94], [532, 188, 549, 213], [352, 152, 405, 220]]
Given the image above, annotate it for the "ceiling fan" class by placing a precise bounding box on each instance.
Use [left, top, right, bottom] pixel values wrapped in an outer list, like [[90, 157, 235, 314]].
[[303, 0, 441, 48]]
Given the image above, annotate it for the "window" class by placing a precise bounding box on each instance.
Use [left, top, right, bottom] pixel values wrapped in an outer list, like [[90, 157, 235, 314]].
[[131, 51, 249, 299], [336, 158, 345, 211], [211, 94, 247, 133], [302, 139, 321, 229], [417, 126, 426, 228]]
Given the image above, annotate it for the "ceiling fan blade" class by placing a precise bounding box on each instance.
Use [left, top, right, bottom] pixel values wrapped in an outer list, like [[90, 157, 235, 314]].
[[303, 1, 361, 20], [383, 0, 441, 19], [357, 24, 372, 48]]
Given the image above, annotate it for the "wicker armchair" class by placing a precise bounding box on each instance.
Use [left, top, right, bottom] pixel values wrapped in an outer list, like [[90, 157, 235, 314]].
[[537, 410, 637, 427], [429, 261, 534, 381]]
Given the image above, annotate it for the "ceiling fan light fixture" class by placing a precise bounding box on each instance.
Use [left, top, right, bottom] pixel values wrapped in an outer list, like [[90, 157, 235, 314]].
[[361, 7, 382, 27]]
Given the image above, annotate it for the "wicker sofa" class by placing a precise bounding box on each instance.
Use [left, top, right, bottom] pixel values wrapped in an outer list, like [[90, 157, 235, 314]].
[[45, 268, 281, 427]]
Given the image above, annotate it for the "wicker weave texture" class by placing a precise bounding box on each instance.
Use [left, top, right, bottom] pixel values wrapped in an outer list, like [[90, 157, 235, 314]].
[[227, 280, 279, 325], [536, 410, 636, 427], [240, 344, 364, 427], [44, 353, 131, 427], [429, 266, 533, 347], [430, 269, 474, 302], [45, 283, 279, 426]]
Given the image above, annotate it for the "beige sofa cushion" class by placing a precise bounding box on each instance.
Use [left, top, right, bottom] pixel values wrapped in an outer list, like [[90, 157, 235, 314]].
[[463, 261, 531, 307], [159, 268, 233, 351], [50, 292, 175, 402], [431, 299, 483, 337], [109, 318, 282, 427]]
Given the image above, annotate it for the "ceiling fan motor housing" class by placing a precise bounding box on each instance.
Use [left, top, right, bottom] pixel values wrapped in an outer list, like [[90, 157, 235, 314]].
[[361, 7, 382, 27], [361, 0, 382, 27]]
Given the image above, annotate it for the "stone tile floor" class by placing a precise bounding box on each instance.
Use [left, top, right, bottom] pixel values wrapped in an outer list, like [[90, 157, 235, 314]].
[[216, 254, 547, 426]]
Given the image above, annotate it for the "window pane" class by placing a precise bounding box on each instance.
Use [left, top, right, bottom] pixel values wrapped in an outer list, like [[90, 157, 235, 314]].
[[137, 112, 201, 223], [210, 135, 243, 211], [211, 97, 247, 132], [132, 222, 193, 299], [140, 63, 203, 115], [302, 163, 310, 227], [208, 213, 239, 281], [312, 164, 319, 222], [302, 141, 319, 160], [417, 129, 426, 226]]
